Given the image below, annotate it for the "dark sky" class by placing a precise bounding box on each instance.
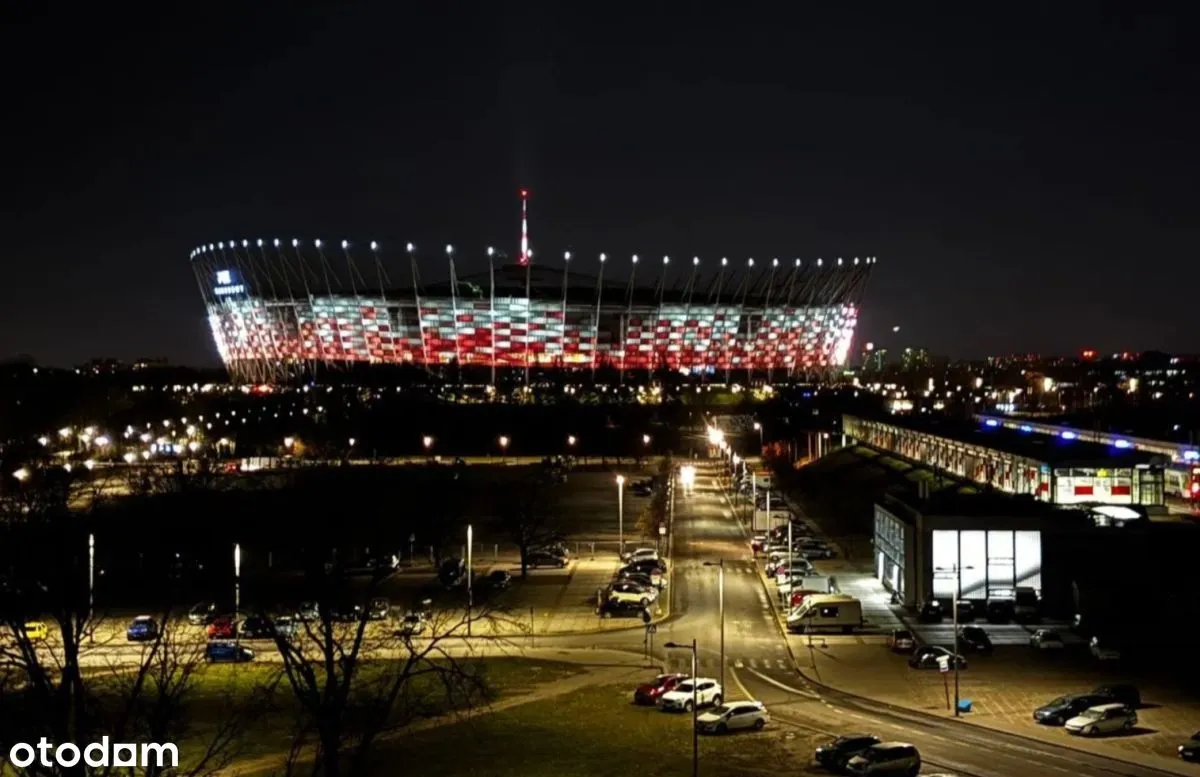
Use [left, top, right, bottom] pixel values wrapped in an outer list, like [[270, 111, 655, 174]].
[[2, 3, 1198, 367]]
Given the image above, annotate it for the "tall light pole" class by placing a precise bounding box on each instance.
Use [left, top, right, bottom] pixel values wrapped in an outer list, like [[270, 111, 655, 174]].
[[753, 421, 763, 450], [616, 475, 625, 556], [466, 524, 473, 637], [498, 435, 509, 462], [423, 435, 434, 456], [704, 560, 725, 692], [935, 564, 973, 716], [235, 539, 242, 623], [88, 533, 95, 644], [664, 640, 699, 777]]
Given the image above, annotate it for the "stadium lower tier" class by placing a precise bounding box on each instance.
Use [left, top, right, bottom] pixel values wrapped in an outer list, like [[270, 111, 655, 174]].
[[207, 295, 858, 374]]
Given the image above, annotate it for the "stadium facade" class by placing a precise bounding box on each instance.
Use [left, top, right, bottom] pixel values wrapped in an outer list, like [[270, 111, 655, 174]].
[[191, 240, 874, 384]]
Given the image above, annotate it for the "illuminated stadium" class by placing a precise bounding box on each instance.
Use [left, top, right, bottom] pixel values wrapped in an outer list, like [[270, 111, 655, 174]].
[[192, 245, 874, 384], [191, 195, 874, 383]]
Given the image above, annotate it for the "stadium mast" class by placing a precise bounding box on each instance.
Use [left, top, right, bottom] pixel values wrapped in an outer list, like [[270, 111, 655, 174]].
[[520, 188, 532, 387]]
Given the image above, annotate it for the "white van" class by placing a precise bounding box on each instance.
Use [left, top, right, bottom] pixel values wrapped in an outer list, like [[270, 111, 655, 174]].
[[786, 593, 863, 634]]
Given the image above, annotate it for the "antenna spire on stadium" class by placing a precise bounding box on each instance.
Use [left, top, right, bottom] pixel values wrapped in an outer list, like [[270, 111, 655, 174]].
[[519, 188, 530, 266]]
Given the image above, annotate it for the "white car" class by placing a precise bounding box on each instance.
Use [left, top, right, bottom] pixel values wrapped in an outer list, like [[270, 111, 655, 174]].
[[660, 678, 722, 712], [1030, 629, 1065, 649], [1065, 703, 1137, 736], [607, 581, 657, 606], [621, 548, 659, 564], [1090, 636, 1121, 661], [696, 701, 769, 733], [775, 565, 814, 585]]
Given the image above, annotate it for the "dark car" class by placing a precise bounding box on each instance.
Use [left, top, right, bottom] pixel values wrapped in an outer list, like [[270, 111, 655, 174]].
[[1093, 684, 1140, 708], [526, 551, 567, 569], [917, 599, 944, 623], [634, 673, 689, 705], [815, 733, 881, 772], [331, 604, 363, 623], [205, 642, 254, 663], [617, 570, 658, 590], [624, 557, 668, 574], [239, 616, 275, 639], [126, 615, 159, 642], [368, 598, 391, 621], [985, 598, 1014, 624], [187, 601, 219, 626], [596, 598, 647, 619], [1179, 731, 1200, 762], [438, 558, 467, 588], [1033, 693, 1115, 725], [486, 570, 512, 590], [908, 645, 967, 670], [958, 626, 993, 654]]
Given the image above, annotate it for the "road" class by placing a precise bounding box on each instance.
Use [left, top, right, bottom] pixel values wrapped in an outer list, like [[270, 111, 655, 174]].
[[575, 458, 1186, 777]]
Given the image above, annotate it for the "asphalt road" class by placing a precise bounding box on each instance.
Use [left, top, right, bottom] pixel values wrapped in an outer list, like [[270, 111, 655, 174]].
[[567, 458, 1186, 777]]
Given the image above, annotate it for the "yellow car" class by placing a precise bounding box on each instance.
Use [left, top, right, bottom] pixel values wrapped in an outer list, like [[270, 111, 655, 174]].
[[23, 621, 48, 641]]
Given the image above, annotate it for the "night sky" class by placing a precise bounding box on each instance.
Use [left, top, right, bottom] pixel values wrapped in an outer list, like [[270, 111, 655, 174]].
[[3, 4, 1197, 367]]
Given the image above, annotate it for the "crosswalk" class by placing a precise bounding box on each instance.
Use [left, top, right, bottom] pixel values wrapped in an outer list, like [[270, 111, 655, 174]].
[[664, 656, 795, 672]]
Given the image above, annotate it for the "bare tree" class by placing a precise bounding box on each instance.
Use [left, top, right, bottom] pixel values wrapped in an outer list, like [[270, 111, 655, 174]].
[[270, 567, 496, 777], [496, 471, 563, 578], [0, 462, 257, 777]]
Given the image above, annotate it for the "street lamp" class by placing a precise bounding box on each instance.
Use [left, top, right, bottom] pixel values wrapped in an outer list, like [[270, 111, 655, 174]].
[[615, 475, 625, 556], [642, 434, 651, 446], [704, 561, 726, 692], [934, 564, 974, 716], [234, 543, 242, 629], [88, 533, 95, 644], [567, 435, 576, 447], [423, 435, 434, 453], [663, 640, 699, 777], [466, 524, 474, 637], [753, 421, 763, 449], [498, 435, 509, 461]]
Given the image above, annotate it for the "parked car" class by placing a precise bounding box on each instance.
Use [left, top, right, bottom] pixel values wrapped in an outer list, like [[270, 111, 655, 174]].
[[696, 701, 769, 734], [273, 615, 298, 638], [295, 602, 319, 621], [396, 612, 428, 636], [887, 629, 915, 653], [750, 534, 770, 553], [1064, 703, 1137, 736], [368, 598, 391, 621], [1093, 684, 1140, 708], [525, 551, 568, 569], [908, 645, 966, 670], [438, 558, 467, 586], [126, 615, 159, 642], [1033, 693, 1116, 725], [239, 616, 275, 639], [596, 598, 647, 619], [620, 547, 659, 564], [205, 642, 254, 663], [660, 678, 722, 712], [206, 617, 236, 640], [958, 626, 993, 654], [485, 570, 513, 590], [1178, 731, 1200, 762], [187, 601, 219, 626], [917, 599, 944, 623], [607, 581, 656, 607], [844, 742, 921, 775], [1030, 629, 1065, 649], [815, 733, 882, 771], [616, 570, 659, 591], [633, 673, 689, 705]]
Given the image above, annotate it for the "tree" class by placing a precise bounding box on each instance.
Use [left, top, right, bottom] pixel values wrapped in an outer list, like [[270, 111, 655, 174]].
[[270, 566, 494, 777], [497, 470, 564, 578], [0, 464, 255, 777]]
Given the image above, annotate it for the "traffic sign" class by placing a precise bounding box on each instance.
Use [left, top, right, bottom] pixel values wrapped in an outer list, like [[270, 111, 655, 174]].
[[936, 655, 950, 673], [646, 624, 657, 634]]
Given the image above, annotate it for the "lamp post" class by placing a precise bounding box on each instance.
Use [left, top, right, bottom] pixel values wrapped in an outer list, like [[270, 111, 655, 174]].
[[934, 564, 973, 716], [753, 421, 763, 450], [88, 533, 95, 644], [616, 475, 625, 557], [664, 640, 699, 777], [498, 435, 509, 462], [423, 435, 434, 457], [467, 524, 473, 637], [234, 543, 242, 643], [704, 561, 725, 692]]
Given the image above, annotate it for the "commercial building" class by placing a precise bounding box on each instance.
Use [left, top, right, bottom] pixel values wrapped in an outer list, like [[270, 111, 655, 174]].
[[844, 414, 1167, 512], [873, 490, 1146, 613]]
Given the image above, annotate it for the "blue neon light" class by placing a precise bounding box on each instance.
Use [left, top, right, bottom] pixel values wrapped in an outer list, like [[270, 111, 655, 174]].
[[1184, 450, 1200, 461], [1019, 425, 1033, 433], [1060, 431, 1077, 440], [1113, 439, 1131, 449], [984, 419, 999, 427]]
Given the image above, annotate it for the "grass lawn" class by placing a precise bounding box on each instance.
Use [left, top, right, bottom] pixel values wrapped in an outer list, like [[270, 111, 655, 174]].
[[372, 683, 828, 777]]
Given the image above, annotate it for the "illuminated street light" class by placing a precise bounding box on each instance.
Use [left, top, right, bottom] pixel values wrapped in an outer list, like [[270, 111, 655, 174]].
[[706, 427, 725, 447], [12, 467, 30, 482], [679, 465, 696, 490], [187, 441, 200, 453], [58, 427, 72, 439], [284, 436, 295, 449], [642, 434, 651, 446], [616, 475, 626, 556], [567, 435, 577, 447], [84, 459, 96, 471], [423, 435, 434, 451], [37, 436, 48, 447], [348, 437, 356, 447], [123, 452, 136, 464], [94, 435, 110, 447]]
